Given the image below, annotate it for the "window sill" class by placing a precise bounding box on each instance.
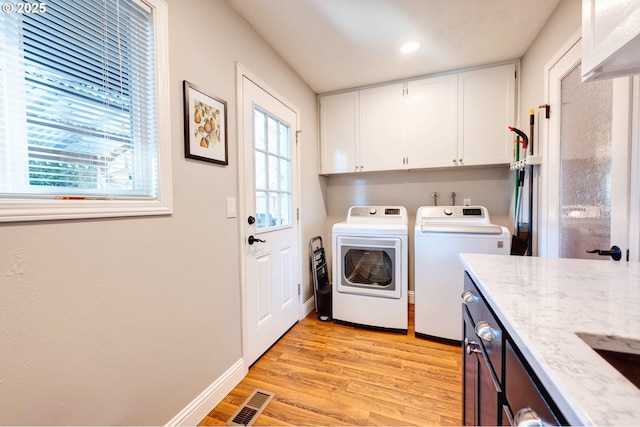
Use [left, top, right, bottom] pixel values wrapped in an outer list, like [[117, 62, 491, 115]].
[[0, 199, 173, 222]]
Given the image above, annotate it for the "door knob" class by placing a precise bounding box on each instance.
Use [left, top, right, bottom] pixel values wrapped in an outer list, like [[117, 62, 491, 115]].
[[464, 338, 481, 355], [586, 245, 622, 261], [514, 408, 542, 427], [475, 321, 497, 342], [248, 235, 266, 245], [461, 290, 479, 305]]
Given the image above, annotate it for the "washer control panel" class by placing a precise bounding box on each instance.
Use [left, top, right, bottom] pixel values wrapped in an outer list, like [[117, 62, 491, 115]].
[[417, 206, 494, 228], [419, 206, 488, 220]]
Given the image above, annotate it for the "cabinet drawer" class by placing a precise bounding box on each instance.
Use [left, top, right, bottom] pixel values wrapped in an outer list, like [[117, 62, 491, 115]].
[[504, 339, 561, 426], [462, 273, 503, 384]]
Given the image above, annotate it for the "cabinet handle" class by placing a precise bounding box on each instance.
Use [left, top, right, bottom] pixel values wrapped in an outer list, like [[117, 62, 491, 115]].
[[459, 158, 463, 163], [475, 321, 498, 342], [463, 338, 481, 355], [514, 408, 542, 427], [461, 290, 478, 304], [452, 159, 457, 164]]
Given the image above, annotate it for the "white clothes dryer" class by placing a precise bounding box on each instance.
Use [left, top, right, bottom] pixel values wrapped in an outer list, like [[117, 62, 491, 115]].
[[414, 206, 510, 342], [332, 206, 408, 332]]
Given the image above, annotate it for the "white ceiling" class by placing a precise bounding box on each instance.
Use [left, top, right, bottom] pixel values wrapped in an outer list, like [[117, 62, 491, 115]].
[[226, 0, 563, 94]]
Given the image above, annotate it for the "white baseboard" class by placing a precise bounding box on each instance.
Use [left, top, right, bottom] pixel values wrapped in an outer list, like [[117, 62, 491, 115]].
[[165, 358, 247, 426], [408, 290, 415, 304], [302, 295, 315, 319]]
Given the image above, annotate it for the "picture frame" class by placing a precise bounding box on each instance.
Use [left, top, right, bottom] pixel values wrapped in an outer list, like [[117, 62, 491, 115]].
[[183, 80, 228, 165]]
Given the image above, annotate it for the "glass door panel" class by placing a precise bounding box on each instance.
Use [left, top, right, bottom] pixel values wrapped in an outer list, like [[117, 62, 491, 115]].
[[559, 64, 613, 259]]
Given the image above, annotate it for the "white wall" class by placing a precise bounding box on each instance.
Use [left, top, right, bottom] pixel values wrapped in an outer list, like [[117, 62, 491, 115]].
[[0, 0, 324, 424], [520, 0, 581, 133]]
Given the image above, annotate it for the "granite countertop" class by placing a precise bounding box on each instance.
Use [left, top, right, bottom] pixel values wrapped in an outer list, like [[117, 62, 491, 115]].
[[459, 253, 640, 426]]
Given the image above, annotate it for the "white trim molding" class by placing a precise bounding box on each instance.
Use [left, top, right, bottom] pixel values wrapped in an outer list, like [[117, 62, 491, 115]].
[[303, 295, 315, 319], [165, 358, 247, 427], [629, 75, 640, 261]]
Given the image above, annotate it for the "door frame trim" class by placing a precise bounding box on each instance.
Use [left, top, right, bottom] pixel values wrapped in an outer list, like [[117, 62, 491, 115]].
[[235, 63, 303, 364], [630, 76, 640, 261]]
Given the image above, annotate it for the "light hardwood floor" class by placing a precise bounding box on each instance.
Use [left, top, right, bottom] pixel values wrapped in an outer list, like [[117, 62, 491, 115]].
[[200, 305, 463, 426]]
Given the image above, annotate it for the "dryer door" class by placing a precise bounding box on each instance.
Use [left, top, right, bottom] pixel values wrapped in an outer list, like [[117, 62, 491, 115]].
[[336, 236, 402, 299]]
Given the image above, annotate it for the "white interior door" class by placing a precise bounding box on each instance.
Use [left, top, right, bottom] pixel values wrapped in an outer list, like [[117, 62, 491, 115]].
[[241, 74, 299, 366], [540, 35, 631, 260]]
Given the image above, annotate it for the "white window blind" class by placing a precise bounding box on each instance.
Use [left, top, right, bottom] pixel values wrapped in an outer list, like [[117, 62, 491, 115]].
[[1, 0, 156, 197], [0, 0, 172, 221]]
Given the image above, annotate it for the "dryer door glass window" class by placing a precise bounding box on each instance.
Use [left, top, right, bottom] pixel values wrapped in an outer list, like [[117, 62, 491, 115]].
[[342, 247, 395, 290]]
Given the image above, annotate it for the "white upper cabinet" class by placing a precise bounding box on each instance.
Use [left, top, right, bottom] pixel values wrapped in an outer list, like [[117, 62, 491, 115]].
[[319, 84, 404, 174], [319, 63, 517, 174], [359, 83, 405, 172], [457, 63, 516, 167], [319, 91, 359, 174], [406, 74, 458, 169], [582, 0, 640, 81]]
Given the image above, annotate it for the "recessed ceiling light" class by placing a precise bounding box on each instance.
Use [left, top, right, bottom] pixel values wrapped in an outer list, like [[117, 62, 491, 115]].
[[400, 41, 421, 53]]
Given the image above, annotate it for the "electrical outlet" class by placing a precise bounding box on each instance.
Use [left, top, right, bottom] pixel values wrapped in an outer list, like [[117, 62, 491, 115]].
[[463, 198, 471, 206]]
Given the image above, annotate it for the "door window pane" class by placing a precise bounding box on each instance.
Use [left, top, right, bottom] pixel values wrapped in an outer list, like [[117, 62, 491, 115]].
[[267, 116, 278, 154], [268, 191, 279, 227], [254, 110, 266, 150], [256, 191, 267, 228], [268, 154, 278, 190], [559, 64, 613, 259], [279, 123, 290, 158], [254, 107, 291, 230], [280, 193, 291, 226], [280, 159, 290, 191], [255, 151, 266, 190]]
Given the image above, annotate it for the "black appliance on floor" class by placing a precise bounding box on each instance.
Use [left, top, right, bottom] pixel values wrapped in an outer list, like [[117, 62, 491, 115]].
[[310, 236, 331, 321]]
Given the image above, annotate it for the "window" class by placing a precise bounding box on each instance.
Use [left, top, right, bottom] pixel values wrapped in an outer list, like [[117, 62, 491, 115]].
[[0, 0, 172, 222], [253, 107, 291, 230]]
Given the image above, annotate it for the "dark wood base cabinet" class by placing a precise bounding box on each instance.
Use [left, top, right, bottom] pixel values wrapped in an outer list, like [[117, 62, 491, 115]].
[[463, 309, 500, 426], [503, 338, 566, 426], [462, 272, 567, 426]]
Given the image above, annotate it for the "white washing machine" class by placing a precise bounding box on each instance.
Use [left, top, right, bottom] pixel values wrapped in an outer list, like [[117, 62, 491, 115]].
[[414, 206, 510, 342], [332, 206, 408, 332]]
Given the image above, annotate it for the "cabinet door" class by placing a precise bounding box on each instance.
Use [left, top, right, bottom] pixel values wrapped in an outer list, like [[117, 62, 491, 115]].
[[359, 83, 405, 172], [406, 75, 458, 169], [458, 64, 515, 167], [505, 340, 562, 426], [477, 353, 501, 426], [582, 0, 640, 81], [319, 91, 359, 174]]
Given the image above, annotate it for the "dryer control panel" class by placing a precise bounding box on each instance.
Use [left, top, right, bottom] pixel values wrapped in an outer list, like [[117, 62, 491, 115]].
[[347, 206, 407, 223]]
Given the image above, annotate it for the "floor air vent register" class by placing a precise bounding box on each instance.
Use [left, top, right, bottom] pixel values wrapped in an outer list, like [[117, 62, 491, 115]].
[[226, 389, 275, 426]]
